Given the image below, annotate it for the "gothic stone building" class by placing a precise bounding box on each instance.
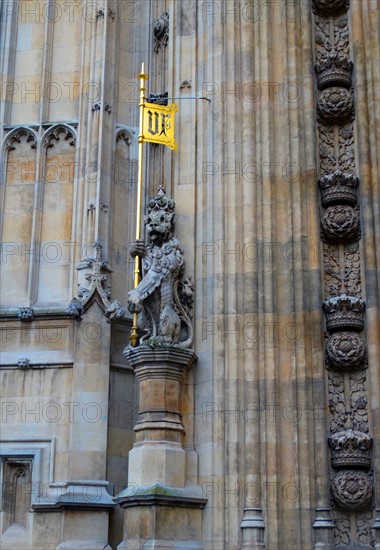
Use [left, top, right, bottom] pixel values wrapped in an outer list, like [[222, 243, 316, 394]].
[[0, 1, 379, 549]]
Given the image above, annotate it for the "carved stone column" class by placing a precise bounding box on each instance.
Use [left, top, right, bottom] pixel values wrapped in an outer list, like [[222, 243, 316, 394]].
[[311, 0, 376, 547]]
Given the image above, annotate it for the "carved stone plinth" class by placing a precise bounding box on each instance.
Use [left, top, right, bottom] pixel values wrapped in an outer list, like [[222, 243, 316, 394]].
[[116, 347, 206, 549]]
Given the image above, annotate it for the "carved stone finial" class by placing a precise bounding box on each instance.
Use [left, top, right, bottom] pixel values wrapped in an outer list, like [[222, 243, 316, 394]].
[[323, 294, 365, 332], [318, 170, 359, 207], [315, 52, 353, 90], [68, 241, 114, 318], [328, 430, 372, 469], [126, 188, 193, 348], [153, 12, 169, 53]]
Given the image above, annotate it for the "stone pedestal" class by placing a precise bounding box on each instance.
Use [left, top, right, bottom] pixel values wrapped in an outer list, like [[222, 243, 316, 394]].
[[240, 508, 266, 549], [116, 347, 206, 549]]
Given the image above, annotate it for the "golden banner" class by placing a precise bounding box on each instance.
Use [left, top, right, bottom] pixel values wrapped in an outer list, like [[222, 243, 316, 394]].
[[142, 101, 178, 150]]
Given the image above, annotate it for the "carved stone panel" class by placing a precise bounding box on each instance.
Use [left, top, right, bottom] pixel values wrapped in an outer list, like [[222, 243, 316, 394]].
[[331, 470, 373, 510], [318, 87, 354, 124], [325, 332, 366, 371], [321, 205, 360, 242]]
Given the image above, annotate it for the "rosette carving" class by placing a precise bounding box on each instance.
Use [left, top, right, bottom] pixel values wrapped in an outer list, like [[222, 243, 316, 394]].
[[326, 332, 366, 371], [319, 171, 359, 207], [318, 87, 354, 123], [323, 295, 365, 332], [328, 429, 372, 469], [315, 52, 353, 90], [331, 470, 373, 510], [312, 0, 350, 16], [321, 205, 360, 242]]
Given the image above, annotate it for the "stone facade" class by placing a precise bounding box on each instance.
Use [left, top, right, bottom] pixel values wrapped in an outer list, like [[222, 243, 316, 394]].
[[0, 1, 379, 549]]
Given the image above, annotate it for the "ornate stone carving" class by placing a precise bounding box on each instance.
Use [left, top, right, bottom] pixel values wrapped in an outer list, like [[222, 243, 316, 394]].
[[321, 205, 360, 243], [153, 12, 169, 53], [45, 125, 76, 147], [127, 187, 193, 348], [331, 470, 373, 510], [315, 52, 353, 90], [67, 297, 85, 320], [328, 429, 372, 469], [344, 243, 362, 297], [312, 0, 350, 16], [325, 332, 366, 371], [323, 295, 365, 332], [323, 243, 362, 298], [179, 80, 192, 90], [356, 510, 376, 548], [105, 299, 127, 322], [17, 357, 31, 369], [69, 240, 114, 317], [6, 128, 37, 151], [17, 307, 33, 321], [318, 87, 354, 124], [319, 170, 358, 206]]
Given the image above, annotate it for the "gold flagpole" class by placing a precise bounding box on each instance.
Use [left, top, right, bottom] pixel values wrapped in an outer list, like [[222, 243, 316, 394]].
[[130, 63, 148, 346]]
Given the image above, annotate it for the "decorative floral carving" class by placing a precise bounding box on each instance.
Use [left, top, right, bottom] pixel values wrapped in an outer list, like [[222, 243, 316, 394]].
[[321, 205, 360, 243], [350, 374, 369, 433], [315, 52, 353, 90], [331, 470, 373, 510], [334, 515, 351, 546], [324, 243, 341, 297], [312, 0, 350, 16], [153, 12, 169, 53], [325, 332, 366, 371], [318, 125, 337, 175], [357, 510, 376, 547], [319, 170, 358, 206], [328, 429, 372, 469], [338, 125, 356, 173], [17, 307, 33, 321], [328, 372, 346, 433], [318, 87, 354, 124], [323, 294, 365, 332], [334, 15, 350, 56], [344, 243, 361, 296]]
